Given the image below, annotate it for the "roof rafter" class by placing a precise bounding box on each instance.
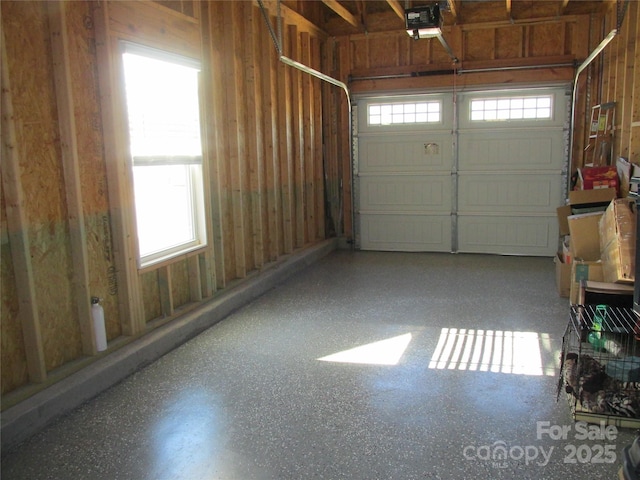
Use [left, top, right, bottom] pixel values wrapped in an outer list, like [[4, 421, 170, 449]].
[[322, 0, 360, 28], [386, 0, 405, 21], [447, 0, 460, 21]]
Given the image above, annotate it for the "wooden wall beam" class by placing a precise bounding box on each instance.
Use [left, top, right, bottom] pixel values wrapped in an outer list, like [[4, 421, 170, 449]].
[[301, 32, 316, 244], [195, 15, 217, 295], [1, 26, 47, 383], [338, 36, 352, 239], [92, 1, 145, 335], [289, 24, 305, 248], [47, 0, 96, 355], [246, 2, 265, 269], [221, 1, 247, 278], [261, 12, 281, 261], [203, 1, 228, 288], [278, 26, 294, 254], [322, 38, 340, 236], [312, 36, 325, 240]]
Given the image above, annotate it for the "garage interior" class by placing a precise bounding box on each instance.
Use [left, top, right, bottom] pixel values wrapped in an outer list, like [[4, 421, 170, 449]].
[[1, 0, 639, 478]]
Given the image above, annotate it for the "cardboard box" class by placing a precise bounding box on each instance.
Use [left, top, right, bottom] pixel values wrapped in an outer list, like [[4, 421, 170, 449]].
[[568, 211, 604, 261], [598, 198, 637, 283], [578, 166, 619, 192], [555, 253, 570, 298], [570, 260, 603, 305], [556, 188, 616, 236]]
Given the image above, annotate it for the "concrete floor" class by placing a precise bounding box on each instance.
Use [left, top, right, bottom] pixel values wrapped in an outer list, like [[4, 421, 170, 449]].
[[1, 251, 636, 479]]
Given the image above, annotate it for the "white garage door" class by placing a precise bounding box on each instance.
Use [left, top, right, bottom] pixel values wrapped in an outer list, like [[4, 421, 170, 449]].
[[355, 87, 567, 256]]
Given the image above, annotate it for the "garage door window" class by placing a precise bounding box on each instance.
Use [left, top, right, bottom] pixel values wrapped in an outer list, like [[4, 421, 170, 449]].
[[470, 95, 552, 121], [368, 101, 441, 125]]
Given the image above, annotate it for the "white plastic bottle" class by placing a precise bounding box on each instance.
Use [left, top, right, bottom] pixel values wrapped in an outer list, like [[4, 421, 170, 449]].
[[91, 296, 108, 352]]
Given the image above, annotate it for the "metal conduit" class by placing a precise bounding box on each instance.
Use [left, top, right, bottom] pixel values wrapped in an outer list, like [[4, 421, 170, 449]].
[[257, 0, 354, 242], [568, 28, 618, 193]]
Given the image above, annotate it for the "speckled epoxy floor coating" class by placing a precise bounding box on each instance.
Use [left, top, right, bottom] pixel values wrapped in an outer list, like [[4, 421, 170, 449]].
[[2, 251, 636, 479]]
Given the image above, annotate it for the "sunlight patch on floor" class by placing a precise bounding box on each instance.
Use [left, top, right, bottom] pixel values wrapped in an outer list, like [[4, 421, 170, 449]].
[[428, 328, 555, 376], [318, 333, 413, 365]]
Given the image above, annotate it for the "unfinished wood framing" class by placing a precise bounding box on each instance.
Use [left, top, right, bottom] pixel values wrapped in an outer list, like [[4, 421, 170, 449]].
[[289, 24, 305, 249], [3, 0, 636, 412], [202, 0, 229, 289], [224, 0, 249, 279], [245, 2, 266, 270], [47, 1, 96, 356], [1, 26, 48, 384], [261, 12, 281, 262], [277, 25, 295, 254]]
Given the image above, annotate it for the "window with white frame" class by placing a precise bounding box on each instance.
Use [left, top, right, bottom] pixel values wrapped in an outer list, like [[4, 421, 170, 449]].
[[470, 95, 553, 121], [368, 101, 441, 125], [121, 42, 206, 267]]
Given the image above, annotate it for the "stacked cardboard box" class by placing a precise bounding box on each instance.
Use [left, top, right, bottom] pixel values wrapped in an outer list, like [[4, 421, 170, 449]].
[[555, 188, 616, 302], [576, 166, 619, 192], [599, 198, 637, 284]]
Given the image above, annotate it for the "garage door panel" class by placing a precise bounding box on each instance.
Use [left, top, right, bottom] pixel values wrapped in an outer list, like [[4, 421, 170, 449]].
[[458, 173, 562, 213], [356, 88, 566, 256], [360, 214, 452, 251], [359, 175, 451, 212], [359, 134, 453, 173], [458, 131, 564, 170], [458, 215, 558, 256]]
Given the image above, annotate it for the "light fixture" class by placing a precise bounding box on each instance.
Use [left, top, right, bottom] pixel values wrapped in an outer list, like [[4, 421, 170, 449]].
[[405, 4, 442, 40]]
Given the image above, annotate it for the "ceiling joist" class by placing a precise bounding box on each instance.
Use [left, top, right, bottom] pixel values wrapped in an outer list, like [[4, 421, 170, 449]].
[[322, 0, 360, 28], [447, 0, 460, 21], [386, 0, 405, 21]]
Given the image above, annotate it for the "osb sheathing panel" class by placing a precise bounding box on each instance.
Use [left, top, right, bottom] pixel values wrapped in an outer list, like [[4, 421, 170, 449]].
[[141, 270, 162, 323], [0, 184, 29, 394], [3, 1, 82, 371], [464, 29, 495, 61], [529, 23, 565, 57], [170, 260, 190, 309], [65, 2, 122, 340], [368, 35, 400, 69], [495, 26, 522, 59]]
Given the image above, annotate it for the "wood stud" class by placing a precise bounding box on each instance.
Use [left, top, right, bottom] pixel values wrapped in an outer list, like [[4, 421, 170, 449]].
[[47, 1, 96, 355], [1, 25, 48, 384]]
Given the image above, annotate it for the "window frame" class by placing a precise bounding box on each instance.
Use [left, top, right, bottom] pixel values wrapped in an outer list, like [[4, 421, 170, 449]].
[[119, 41, 208, 269]]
